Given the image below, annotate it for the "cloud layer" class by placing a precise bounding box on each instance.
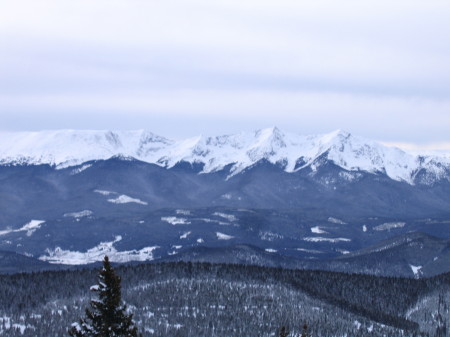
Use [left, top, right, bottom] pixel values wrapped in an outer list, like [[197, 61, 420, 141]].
[[0, 0, 449, 146]]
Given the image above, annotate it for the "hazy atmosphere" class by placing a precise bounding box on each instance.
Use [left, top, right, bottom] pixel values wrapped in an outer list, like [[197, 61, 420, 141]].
[[1, 0, 449, 149]]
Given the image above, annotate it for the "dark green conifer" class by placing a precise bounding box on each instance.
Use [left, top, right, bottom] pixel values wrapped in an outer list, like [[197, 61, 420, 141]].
[[69, 256, 140, 337], [279, 326, 289, 337]]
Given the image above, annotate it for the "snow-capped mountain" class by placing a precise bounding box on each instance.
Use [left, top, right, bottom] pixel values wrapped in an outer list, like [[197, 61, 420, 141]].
[[1, 128, 450, 271], [1, 128, 449, 185]]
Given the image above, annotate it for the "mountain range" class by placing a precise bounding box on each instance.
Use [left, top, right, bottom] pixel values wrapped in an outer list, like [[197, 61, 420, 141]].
[[0, 128, 449, 276], [1, 128, 450, 184]]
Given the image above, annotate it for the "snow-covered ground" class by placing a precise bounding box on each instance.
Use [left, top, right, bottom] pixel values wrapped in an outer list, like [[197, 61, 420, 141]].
[[180, 231, 191, 239], [216, 232, 234, 240], [161, 217, 191, 225], [63, 210, 93, 218], [94, 190, 148, 205], [213, 212, 237, 222], [373, 222, 406, 231], [328, 217, 347, 225], [410, 265, 423, 278], [0, 220, 45, 237], [311, 226, 327, 234], [108, 195, 148, 205], [39, 236, 159, 264], [303, 237, 351, 243]]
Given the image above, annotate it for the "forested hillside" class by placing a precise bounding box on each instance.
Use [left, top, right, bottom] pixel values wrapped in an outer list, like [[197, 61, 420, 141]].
[[0, 262, 449, 336]]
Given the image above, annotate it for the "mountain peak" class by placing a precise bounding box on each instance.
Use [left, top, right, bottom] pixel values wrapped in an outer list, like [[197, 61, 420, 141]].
[[0, 129, 449, 184]]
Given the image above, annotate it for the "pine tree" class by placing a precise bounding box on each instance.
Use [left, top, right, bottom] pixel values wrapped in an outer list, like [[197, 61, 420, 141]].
[[300, 324, 311, 337], [69, 256, 141, 337], [279, 326, 289, 337]]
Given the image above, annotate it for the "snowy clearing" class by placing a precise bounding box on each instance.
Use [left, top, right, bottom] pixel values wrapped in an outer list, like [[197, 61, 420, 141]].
[[180, 231, 191, 239], [108, 195, 148, 205], [328, 217, 347, 225], [216, 232, 234, 240], [311, 226, 327, 234], [161, 217, 191, 225], [303, 237, 351, 243], [39, 236, 159, 264], [374, 222, 406, 231], [410, 265, 422, 277], [213, 212, 237, 222], [0, 220, 45, 237], [296, 248, 324, 254], [176, 209, 191, 215], [259, 231, 283, 241], [63, 210, 93, 218], [94, 189, 115, 196], [70, 164, 92, 175]]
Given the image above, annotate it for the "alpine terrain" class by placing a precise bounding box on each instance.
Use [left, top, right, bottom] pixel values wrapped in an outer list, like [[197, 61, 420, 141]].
[[0, 128, 449, 277]]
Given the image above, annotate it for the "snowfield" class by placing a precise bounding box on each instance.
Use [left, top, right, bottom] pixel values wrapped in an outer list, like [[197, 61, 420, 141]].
[[216, 232, 234, 240], [64, 210, 93, 218], [410, 265, 423, 278], [108, 195, 148, 205], [39, 236, 159, 264], [180, 231, 191, 239], [213, 212, 237, 222], [0, 220, 45, 237], [303, 237, 351, 243], [311, 226, 327, 234], [328, 217, 347, 225], [374, 222, 406, 231], [161, 217, 191, 225]]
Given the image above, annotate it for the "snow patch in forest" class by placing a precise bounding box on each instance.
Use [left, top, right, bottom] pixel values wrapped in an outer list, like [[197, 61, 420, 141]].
[[328, 217, 347, 224], [162, 217, 191, 225], [213, 212, 237, 222], [64, 210, 93, 218], [374, 222, 406, 231], [70, 164, 92, 175], [94, 189, 115, 196], [296, 248, 324, 254], [311, 226, 327, 234], [176, 209, 191, 215], [0, 220, 45, 237], [175, 209, 191, 215], [196, 218, 229, 225], [108, 195, 148, 205], [410, 265, 422, 277], [216, 232, 234, 240], [39, 236, 159, 264], [303, 237, 351, 242], [180, 231, 191, 239], [259, 231, 283, 241]]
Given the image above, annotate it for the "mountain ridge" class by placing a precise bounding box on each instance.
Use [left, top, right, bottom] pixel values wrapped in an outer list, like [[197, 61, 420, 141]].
[[1, 128, 449, 185]]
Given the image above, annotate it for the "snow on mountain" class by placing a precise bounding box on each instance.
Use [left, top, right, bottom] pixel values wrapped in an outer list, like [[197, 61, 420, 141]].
[[0, 220, 45, 237], [1, 128, 449, 184]]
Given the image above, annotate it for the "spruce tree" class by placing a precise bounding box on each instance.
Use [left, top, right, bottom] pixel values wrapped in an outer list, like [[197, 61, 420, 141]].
[[69, 256, 140, 337]]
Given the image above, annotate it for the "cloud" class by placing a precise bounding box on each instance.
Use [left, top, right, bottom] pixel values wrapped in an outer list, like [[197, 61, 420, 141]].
[[0, 0, 449, 144]]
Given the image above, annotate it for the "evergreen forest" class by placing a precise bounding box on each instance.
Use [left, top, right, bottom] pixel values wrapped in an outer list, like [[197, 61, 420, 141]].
[[0, 262, 449, 336]]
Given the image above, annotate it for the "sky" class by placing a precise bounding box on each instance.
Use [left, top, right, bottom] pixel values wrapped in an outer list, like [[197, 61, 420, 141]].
[[0, 0, 449, 150]]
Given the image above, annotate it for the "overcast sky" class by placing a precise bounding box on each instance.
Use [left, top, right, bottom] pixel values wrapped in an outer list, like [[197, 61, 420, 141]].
[[0, 0, 449, 149]]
